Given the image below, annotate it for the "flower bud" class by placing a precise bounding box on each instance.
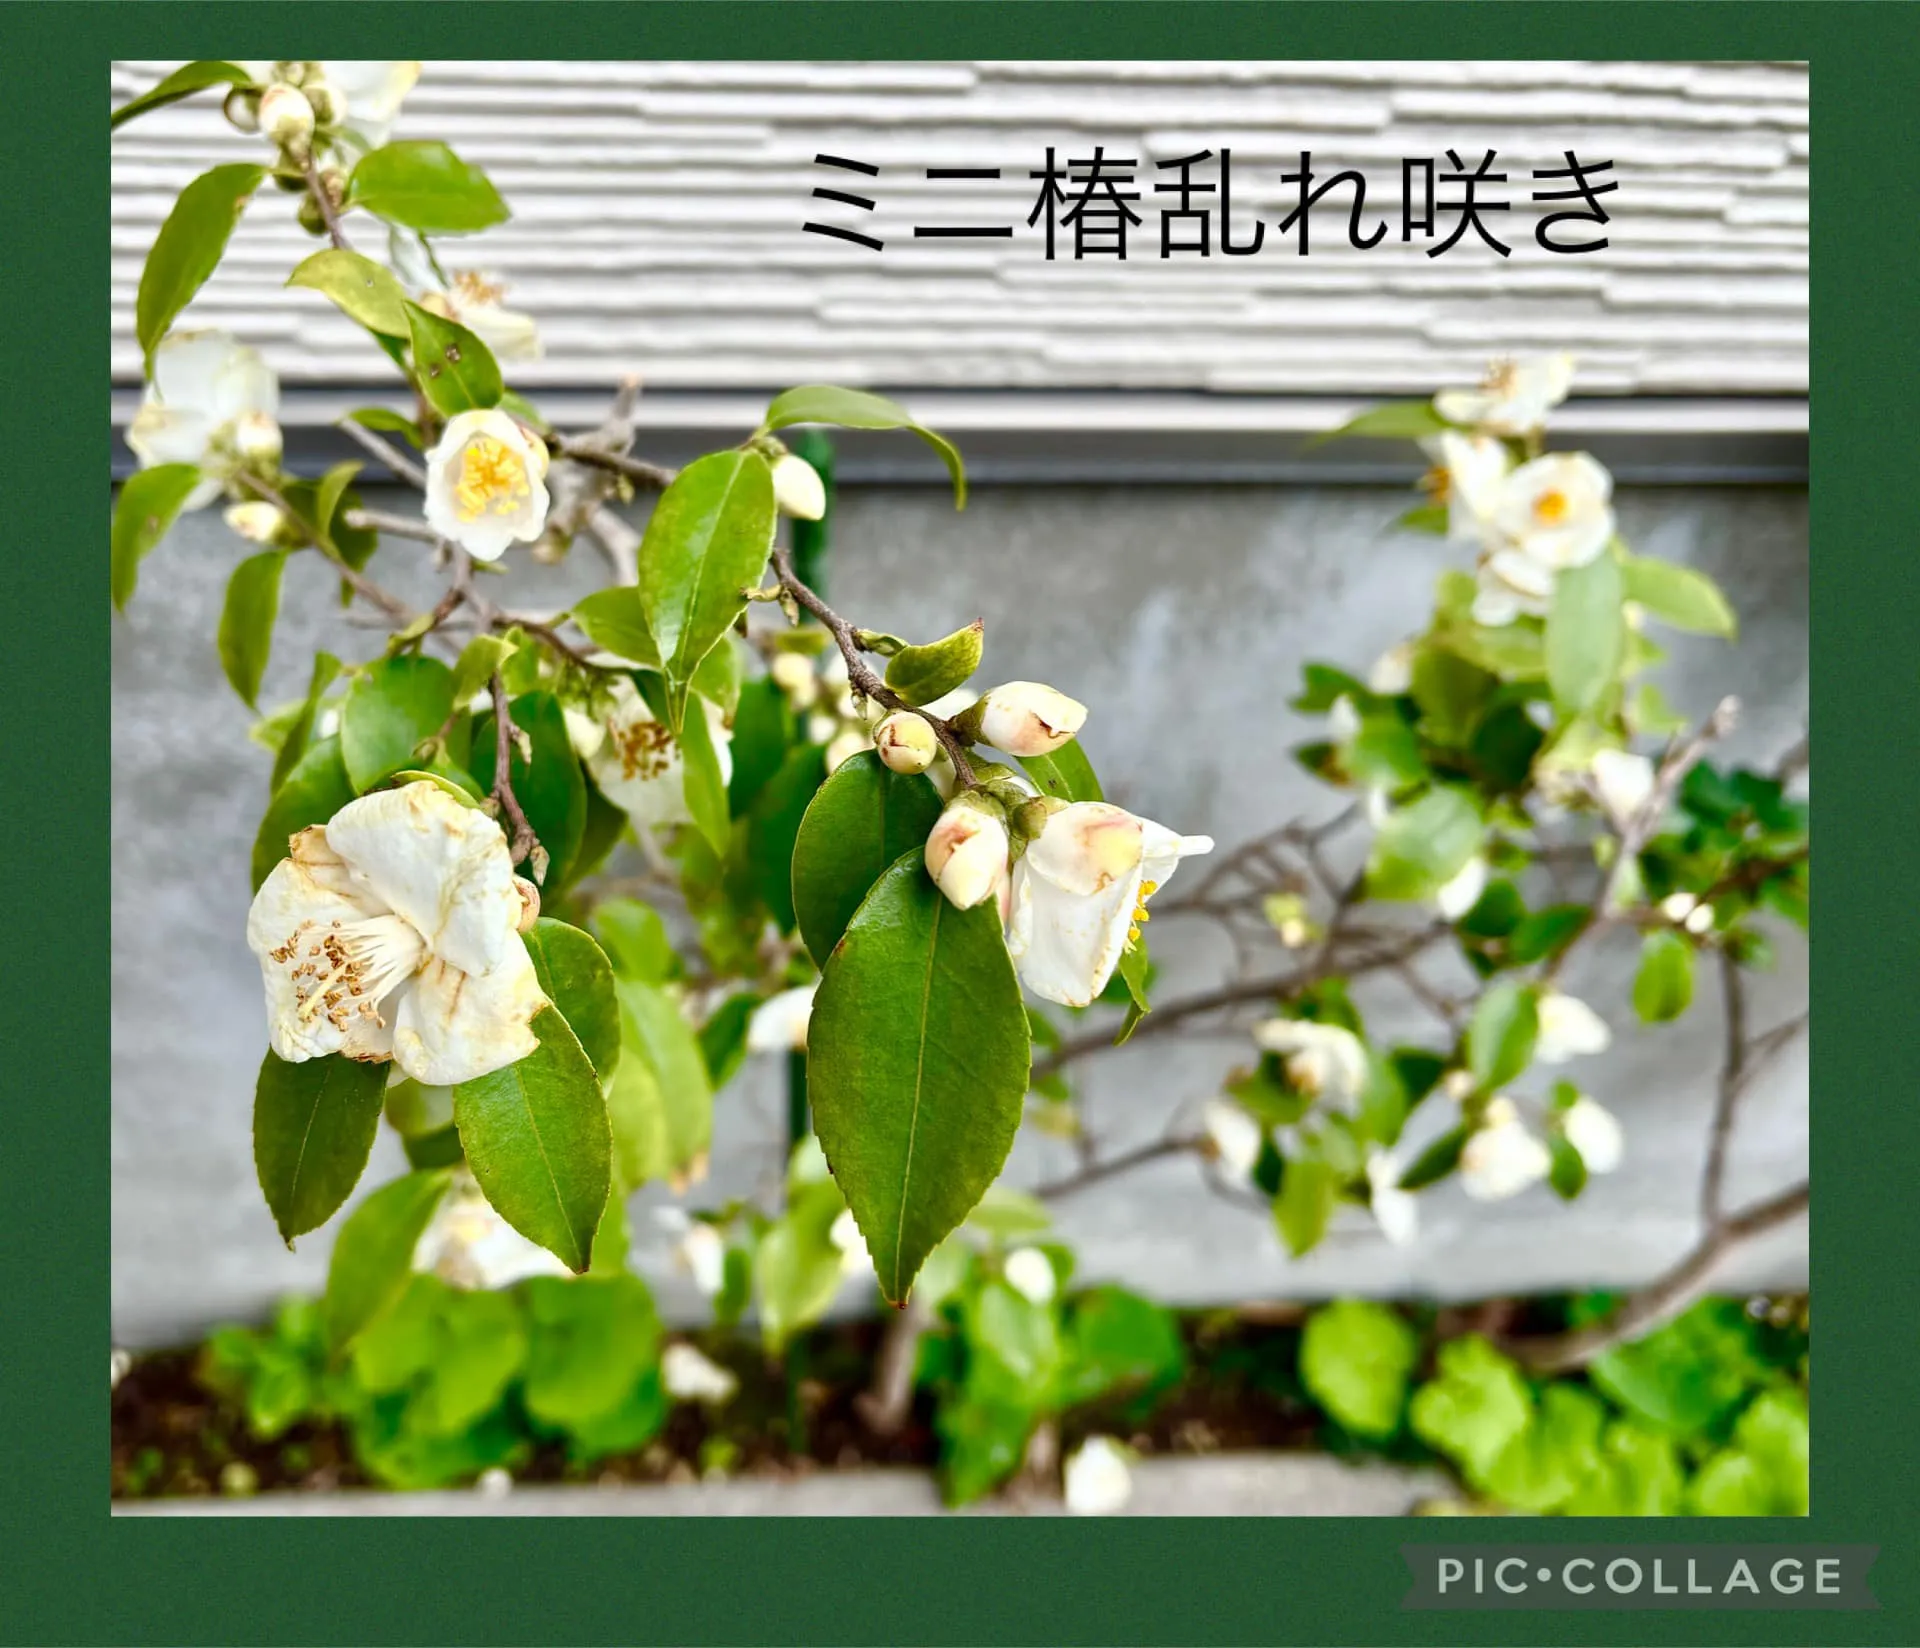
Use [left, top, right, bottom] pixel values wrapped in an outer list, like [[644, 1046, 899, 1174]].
[[223, 88, 261, 134], [924, 793, 1011, 911], [770, 452, 826, 521], [303, 77, 344, 128], [258, 84, 316, 150], [769, 650, 818, 708], [873, 711, 938, 774], [231, 411, 283, 466], [296, 194, 328, 237], [223, 501, 283, 545], [966, 681, 1087, 757]]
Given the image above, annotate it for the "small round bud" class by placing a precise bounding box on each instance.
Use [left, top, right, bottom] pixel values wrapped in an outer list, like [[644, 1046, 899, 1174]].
[[231, 411, 283, 466], [223, 501, 284, 545], [258, 84, 316, 150], [924, 793, 1011, 912], [513, 875, 542, 934], [769, 651, 819, 708], [770, 452, 826, 521], [873, 711, 938, 774], [273, 170, 310, 194], [319, 168, 348, 210], [223, 88, 261, 134], [303, 77, 344, 128], [296, 194, 328, 236], [271, 60, 312, 87], [969, 681, 1088, 757]]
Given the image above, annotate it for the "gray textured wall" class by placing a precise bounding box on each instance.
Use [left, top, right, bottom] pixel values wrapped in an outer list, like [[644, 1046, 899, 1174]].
[[111, 481, 1807, 1346]]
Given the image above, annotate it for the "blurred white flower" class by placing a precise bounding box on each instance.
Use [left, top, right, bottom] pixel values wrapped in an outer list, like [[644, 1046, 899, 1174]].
[[829, 1207, 873, 1277], [1428, 431, 1510, 543], [1661, 892, 1716, 935], [747, 984, 816, 1054], [1560, 1094, 1625, 1175], [1003, 1246, 1057, 1307], [224, 500, 283, 545], [110, 1348, 132, 1391], [1470, 547, 1557, 628], [420, 271, 542, 361], [1489, 452, 1615, 571], [240, 60, 421, 149], [1435, 354, 1576, 436], [824, 727, 871, 773], [1202, 1098, 1264, 1179], [1590, 748, 1656, 828], [1328, 694, 1363, 744], [1535, 992, 1612, 1064], [586, 676, 732, 830], [1459, 1098, 1552, 1201], [423, 408, 551, 562], [1366, 1150, 1419, 1247], [1435, 856, 1489, 920], [128, 330, 281, 510], [1368, 641, 1415, 696], [661, 1341, 739, 1405], [1064, 1436, 1133, 1515], [1253, 1019, 1368, 1107], [413, 1173, 571, 1289]]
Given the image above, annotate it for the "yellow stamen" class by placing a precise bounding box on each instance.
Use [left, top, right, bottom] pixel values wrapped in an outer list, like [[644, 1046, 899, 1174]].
[[1534, 489, 1569, 525], [1124, 879, 1162, 952], [454, 435, 530, 523], [1127, 925, 1140, 943]]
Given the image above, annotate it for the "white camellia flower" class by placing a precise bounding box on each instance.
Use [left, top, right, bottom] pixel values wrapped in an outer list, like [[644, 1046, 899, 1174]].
[[746, 984, 816, 1054], [413, 1172, 570, 1289], [1366, 1150, 1419, 1247], [1003, 1246, 1057, 1307], [1470, 547, 1557, 628], [771, 452, 827, 520], [240, 60, 421, 149], [420, 271, 543, 361], [1459, 1097, 1552, 1201], [423, 408, 552, 562], [1428, 431, 1510, 544], [1589, 747, 1656, 828], [1489, 452, 1615, 571], [246, 782, 546, 1086], [925, 793, 1013, 913], [1064, 1436, 1133, 1515], [661, 1341, 740, 1406], [1005, 802, 1213, 1008], [873, 711, 939, 774], [1560, 1094, 1625, 1175], [1435, 353, 1576, 435], [1254, 1018, 1369, 1108], [1202, 1098, 1264, 1179], [971, 682, 1088, 757], [1435, 855, 1489, 920], [1535, 991, 1612, 1064], [829, 1207, 874, 1277], [584, 676, 732, 829], [127, 330, 281, 510]]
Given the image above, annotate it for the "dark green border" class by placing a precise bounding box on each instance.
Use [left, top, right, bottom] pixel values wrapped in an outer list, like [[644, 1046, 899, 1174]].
[[10, 4, 1901, 1643]]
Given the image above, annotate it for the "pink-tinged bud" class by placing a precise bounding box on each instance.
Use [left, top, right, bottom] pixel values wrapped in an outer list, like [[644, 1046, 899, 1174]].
[[971, 681, 1087, 757], [874, 711, 938, 774], [924, 794, 1011, 910]]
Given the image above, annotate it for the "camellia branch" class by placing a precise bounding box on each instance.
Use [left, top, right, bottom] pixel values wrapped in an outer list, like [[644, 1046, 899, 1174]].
[[233, 473, 418, 625], [549, 436, 678, 492], [301, 155, 351, 253], [487, 669, 540, 875]]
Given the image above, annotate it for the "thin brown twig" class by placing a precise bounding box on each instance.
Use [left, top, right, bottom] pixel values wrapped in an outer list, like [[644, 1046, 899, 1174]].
[[302, 155, 352, 252], [551, 437, 678, 491], [338, 419, 429, 489], [233, 473, 417, 624], [1031, 1135, 1204, 1202], [487, 669, 540, 873]]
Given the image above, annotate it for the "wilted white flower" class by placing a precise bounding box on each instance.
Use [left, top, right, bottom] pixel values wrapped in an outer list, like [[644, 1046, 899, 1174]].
[[1368, 641, 1415, 696], [246, 782, 545, 1086], [746, 984, 815, 1054], [414, 1172, 572, 1288], [127, 330, 281, 510], [925, 793, 1013, 913], [1202, 1098, 1264, 1179], [829, 1207, 873, 1277], [585, 676, 732, 829], [661, 1341, 739, 1405], [1435, 855, 1489, 920], [1435, 354, 1576, 435], [1064, 1436, 1133, 1515], [1488, 452, 1615, 571], [1660, 892, 1716, 935], [972, 682, 1088, 757], [1459, 1097, 1552, 1201], [1003, 1246, 1057, 1307], [424, 408, 551, 562], [873, 711, 939, 774], [771, 452, 827, 520], [1590, 747, 1656, 827], [1535, 991, 1612, 1064], [224, 500, 284, 545], [419, 271, 542, 361], [1006, 801, 1212, 1008], [1559, 1094, 1625, 1175], [1366, 1150, 1420, 1247], [1253, 1018, 1369, 1107]]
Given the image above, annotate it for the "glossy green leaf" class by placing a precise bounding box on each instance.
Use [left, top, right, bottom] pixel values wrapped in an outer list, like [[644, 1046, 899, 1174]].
[[112, 60, 254, 128], [287, 248, 411, 336], [522, 918, 619, 1078], [1059, 1287, 1186, 1407], [323, 1168, 453, 1354], [111, 464, 201, 610], [1466, 979, 1539, 1091], [637, 450, 776, 699], [1365, 785, 1485, 901], [453, 1007, 611, 1272], [590, 898, 677, 985], [340, 654, 460, 792], [1015, 737, 1104, 804], [251, 735, 356, 891], [808, 855, 1031, 1305], [449, 634, 520, 708], [569, 588, 662, 669], [270, 651, 342, 793], [1274, 1152, 1338, 1257], [1311, 398, 1451, 446], [761, 385, 966, 508], [1622, 553, 1738, 639], [697, 991, 760, 1090], [470, 691, 586, 887], [136, 163, 265, 368], [690, 634, 743, 717], [754, 1178, 850, 1353], [1633, 929, 1696, 1023], [604, 979, 713, 1191], [521, 1273, 661, 1427], [884, 620, 984, 704], [1546, 553, 1626, 715], [1409, 1334, 1533, 1486], [345, 406, 424, 448], [348, 141, 510, 233], [403, 300, 503, 417], [1300, 1299, 1419, 1440], [1397, 1124, 1470, 1192], [216, 549, 286, 708], [677, 690, 731, 855], [724, 677, 791, 815], [747, 741, 829, 932], [790, 751, 945, 966], [253, 1051, 389, 1244]]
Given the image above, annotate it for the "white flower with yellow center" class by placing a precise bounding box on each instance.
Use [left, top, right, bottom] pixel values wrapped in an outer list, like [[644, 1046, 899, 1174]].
[[412, 1171, 570, 1289], [1005, 801, 1213, 1008], [1535, 991, 1612, 1064], [246, 782, 547, 1086], [1559, 1094, 1625, 1175], [1489, 452, 1614, 571], [1253, 1018, 1369, 1108], [1425, 431, 1511, 545], [583, 675, 732, 830], [424, 408, 552, 562], [1459, 1097, 1552, 1201], [1435, 353, 1576, 436], [746, 984, 816, 1054], [420, 270, 543, 362], [127, 330, 281, 511], [1064, 1436, 1134, 1515]]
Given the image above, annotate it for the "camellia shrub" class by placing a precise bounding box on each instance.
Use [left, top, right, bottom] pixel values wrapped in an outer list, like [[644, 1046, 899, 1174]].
[[112, 62, 1808, 1510]]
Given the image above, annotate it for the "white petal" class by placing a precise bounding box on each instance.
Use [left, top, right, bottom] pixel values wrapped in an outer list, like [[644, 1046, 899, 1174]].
[[460, 302, 543, 363], [1562, 1096, 1625, 1174], [747, 984, 817, 1053], [392, 943, 546, 1087], [661, 1341, 739, 1404], [1003, 1247, 1057, 1306], [1203, 1099, 1263, 1178], [1535, 992, 1612, 1064], [126, 404, 215, 471], [1435, 856, 1488, 920], [1025, 802, 1143, 899], [1590, 748, 1656, 826], [1367, 1153, 1420, 1246], [1064, 1437, 1132, 1515], [1460, 1116, 1552, 1201]]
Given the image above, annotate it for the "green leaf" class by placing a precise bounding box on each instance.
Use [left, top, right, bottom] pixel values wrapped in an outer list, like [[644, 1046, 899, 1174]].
[[1483, 1383, 1606, 1513], [965, 1279, 1063, 1408], [884, 620, 984, 704], [754, 1178, 850, 1353], [253, 1051, 389, 1244], [1546, 553, 1626, 715], [1565, 1419, 1687, 1516], [761, 385, 966, 508], [250, 735, 355, 891], [403, 300, 503, 417], [340, 654, 460, 792], [1689, 1386, 1808, 1516], [1059, 1287, 1186, 1407], [449, 635, 520, 708], [1274, 1153, 1338, 1257], [790, 750, 946, 966], [1396, 1124, 1469, 1192], [725, 677, 791, 815], [1409, 1334, 1533, 1487], [453, 1007, 612, 1273], [349, 141, 510, 234], [520, 1273, 661, 1428], [522, 919, 619, 1078], [470, 691, 587, 886], [691, 635, 744, 717], [605, 979, 713, 1191], [112, 60, 254, 128], [270, 652, 343, 793], [287, 248, 412, 337], [1633, 929, 1696, 1023], [1347, 713, 1426, 791], [569, 588, 662, 669], [1466, 979, 1539, 1090], [590, 899, 677, 985], [1365, 785, 1484, 901], [216, 549, 285, 708], [1311, 399, 1450, 446], [677, 691, 731, 855], [1549, 1133, 1589, 1200], [747, 741, 829, 933], [966, 1187, 1053, 1242], [1300, 1299, 1420, 1440], [111, 464, 201, 610], [1590, 1298, 1768, 1438], [323, 1169, 453, 1354], [809, 855, 1030, 1305], [1621, 554, 1738, 639], [136, 163, 266, 368], [637, 450, 776, 698], [697, 991, 760, 1090], [1015, 738, 1104, 804], [345, 405, 424, 448]]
